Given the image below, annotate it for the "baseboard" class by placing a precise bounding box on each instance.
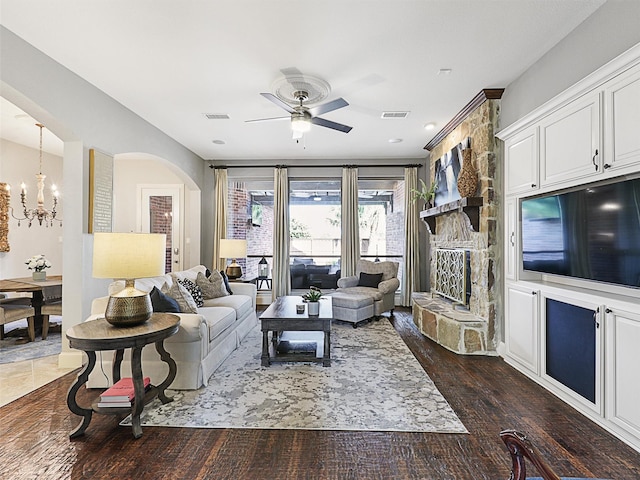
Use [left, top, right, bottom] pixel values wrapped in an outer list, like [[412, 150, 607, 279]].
[[58, 350, 83, 369]]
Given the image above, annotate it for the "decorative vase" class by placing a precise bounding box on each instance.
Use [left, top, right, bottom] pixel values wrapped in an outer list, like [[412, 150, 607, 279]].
[[457, 148, 478, 197], [307, 301, 320, 316], [32, 271, 46, 281]]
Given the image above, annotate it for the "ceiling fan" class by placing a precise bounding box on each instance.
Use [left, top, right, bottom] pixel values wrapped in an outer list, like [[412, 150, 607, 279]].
[[246, 90, 353, 139]]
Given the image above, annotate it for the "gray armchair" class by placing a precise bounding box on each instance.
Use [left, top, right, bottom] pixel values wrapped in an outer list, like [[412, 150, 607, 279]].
[[336, 259, 399, 316]]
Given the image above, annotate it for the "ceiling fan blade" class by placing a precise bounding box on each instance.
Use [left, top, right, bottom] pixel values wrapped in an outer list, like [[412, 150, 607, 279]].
[[260, 93, 296, 113], [308, 97, 349, 117], [310, 116, 352, 133], [245, 116, 290, 123]]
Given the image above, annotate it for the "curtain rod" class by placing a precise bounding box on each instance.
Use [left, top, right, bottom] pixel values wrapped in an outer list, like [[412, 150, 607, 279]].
[[213, 163, 423, 170]]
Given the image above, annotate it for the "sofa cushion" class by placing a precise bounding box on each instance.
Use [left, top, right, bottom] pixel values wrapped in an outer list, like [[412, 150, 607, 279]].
[[203, 294, 253, 320], [149, 286, 181, 313], [162, 281, 198, 314], [178, 278, 204, 307], [199, 306, 236, 343], [358, 272, 383, 288], [196, 271, 229, 299]]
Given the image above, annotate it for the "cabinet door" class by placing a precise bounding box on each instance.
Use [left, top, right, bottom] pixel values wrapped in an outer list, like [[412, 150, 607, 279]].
[[540, 292, 603, 414], [603, 65, 640, 172], [539, 93, 601, 187], [505, 127, 539, 195], [505, 199, 517, 280], [505, 285, 539, 374], [606, 307, 640, 438]]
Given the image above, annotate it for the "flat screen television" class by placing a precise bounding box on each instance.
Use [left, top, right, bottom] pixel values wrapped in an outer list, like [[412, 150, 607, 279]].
[[521, 176, 640, 289]]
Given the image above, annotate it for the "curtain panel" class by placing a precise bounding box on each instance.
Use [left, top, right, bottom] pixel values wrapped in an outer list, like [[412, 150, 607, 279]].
[[341, 166, 360, 278], [401, 166, 420, 306], [272, 166, 291, 299], [212, 168, 228, 272]]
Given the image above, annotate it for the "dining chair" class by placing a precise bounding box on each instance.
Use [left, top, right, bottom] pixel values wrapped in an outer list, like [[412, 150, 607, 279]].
[[0, 302, 36, 342]]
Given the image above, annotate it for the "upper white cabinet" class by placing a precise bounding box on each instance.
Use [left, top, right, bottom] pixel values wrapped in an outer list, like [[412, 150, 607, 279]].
[[505, 199, 517, 280], [604, 64, 640, 172], [505, 127, 539, 195], [539, 92, 601, 187]]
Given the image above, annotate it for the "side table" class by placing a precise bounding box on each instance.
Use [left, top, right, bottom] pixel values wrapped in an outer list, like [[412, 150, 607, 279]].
[[65, 313, 180, 439]]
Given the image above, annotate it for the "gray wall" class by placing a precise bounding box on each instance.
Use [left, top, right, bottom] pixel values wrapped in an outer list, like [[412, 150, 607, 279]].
[[501, 0, 640, 128]]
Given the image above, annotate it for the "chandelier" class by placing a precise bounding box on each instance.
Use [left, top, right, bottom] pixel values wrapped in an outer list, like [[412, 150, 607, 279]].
[[10, 123, 62, 227]]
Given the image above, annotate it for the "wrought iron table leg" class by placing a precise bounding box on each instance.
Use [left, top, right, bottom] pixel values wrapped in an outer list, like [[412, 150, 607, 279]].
[[130, 346, 145, 439], [67, 350, 96, 438]]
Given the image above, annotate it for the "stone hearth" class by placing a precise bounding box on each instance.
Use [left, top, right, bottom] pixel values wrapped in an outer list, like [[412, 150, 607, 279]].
[[412, 293, 494, 355]]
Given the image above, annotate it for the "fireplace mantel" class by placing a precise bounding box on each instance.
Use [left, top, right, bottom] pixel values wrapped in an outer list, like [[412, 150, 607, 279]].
[[419, 197, 484, 234]]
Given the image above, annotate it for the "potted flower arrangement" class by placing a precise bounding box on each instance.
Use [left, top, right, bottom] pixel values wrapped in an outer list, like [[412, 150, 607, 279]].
[[411, 179, 438, 209], [25, 254, 51, 281], [302, 287, 323, 315]]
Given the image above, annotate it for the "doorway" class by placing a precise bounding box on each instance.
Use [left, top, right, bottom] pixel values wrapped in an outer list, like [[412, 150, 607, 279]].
[[138, 185, 183, 273]]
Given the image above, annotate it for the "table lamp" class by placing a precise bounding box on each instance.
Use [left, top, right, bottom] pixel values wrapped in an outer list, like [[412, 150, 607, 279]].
[[93, 232, 166, 326], [219, 238, 247, 279]]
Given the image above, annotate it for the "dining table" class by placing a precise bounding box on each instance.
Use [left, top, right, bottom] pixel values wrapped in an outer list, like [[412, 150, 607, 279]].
[[0, 275, 63, 332]]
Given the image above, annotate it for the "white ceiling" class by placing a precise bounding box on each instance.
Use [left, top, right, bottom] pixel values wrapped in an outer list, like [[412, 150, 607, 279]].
[[0, 0, 606, 162]]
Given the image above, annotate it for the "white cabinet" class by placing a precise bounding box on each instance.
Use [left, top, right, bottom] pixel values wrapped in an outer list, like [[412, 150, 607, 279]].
[[539, 92, 601, 187], [606, 307, 640, 439], [505, 127, 538, 195], [505, 199, 517, 280], [505, 285, 539, 374], [604, 64, 640, 172]]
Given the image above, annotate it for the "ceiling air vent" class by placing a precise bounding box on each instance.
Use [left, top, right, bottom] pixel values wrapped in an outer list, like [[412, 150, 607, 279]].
[[381, 111, 410, 119], [204, 113, 230, 120]]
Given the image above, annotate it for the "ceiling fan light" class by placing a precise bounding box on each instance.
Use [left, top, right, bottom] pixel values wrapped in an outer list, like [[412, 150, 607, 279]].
[[291, 116, 311, 133]]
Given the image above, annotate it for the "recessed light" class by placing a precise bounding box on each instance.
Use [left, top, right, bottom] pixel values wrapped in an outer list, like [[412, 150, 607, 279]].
[[388, 138, 403, 144], [212, 140, 226, 145], [438, 68, 453, 75], [424, 122, 436, 131]]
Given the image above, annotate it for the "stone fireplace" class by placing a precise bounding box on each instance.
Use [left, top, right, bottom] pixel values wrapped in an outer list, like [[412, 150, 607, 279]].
[[413, 91, 502, 356]]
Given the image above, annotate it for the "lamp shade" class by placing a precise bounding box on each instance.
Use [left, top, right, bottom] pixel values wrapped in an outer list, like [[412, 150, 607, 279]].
[[93, 232, 166, 279], [219, 239, 247, 259]]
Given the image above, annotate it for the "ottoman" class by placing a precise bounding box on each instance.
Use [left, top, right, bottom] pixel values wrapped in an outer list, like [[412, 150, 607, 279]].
[[330, 292, 375, 328]]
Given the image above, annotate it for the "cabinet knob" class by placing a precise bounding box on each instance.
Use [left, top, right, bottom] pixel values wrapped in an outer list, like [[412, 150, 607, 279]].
[[531, 183, 537, 188], [604, 163, 611, 169]]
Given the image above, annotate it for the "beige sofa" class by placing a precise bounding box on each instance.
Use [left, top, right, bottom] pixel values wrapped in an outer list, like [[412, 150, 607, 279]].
[[85, 265, 257, 390]]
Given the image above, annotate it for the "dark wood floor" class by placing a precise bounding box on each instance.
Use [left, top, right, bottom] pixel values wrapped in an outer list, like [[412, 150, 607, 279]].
[[1, 308, 639, 479]]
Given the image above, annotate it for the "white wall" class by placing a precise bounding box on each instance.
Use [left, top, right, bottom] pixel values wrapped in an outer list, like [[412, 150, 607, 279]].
[[501, 0, 640, 127], [0, 138, 63, 278], [112, 155, 201, 268]]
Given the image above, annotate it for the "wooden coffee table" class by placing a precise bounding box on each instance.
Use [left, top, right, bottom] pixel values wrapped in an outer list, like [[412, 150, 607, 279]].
[[65, 313, 180, 439], [260, 295, 332, 367]]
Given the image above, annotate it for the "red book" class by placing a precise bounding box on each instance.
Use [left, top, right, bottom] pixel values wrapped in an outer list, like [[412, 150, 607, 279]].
[[100, 377, 151, 402]]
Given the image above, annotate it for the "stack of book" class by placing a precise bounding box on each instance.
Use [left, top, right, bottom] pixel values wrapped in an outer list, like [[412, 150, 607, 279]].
[[97, 377, 151, 408]]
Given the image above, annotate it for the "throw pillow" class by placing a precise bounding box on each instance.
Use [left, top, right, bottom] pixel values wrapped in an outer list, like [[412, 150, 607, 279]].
[[358, 272, 383, 288], [161, 281, 198, 314], [196, 271, 229, 299], [219, 270, 234, 295], [149, 286, 180, 313], [178, 278, 204, 307]]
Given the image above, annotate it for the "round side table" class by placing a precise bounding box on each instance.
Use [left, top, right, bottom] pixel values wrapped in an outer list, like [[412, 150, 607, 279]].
[[66, 313, 180, 439]]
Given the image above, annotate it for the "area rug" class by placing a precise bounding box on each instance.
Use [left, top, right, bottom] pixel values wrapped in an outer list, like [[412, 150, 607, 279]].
[[124, 319, 468, 433], [0, 318, 62, 364]]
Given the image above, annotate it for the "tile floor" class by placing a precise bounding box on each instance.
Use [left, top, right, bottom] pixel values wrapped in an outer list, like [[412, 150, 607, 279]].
[[0, 317, 75, 407], [0, 354, 76, 407]]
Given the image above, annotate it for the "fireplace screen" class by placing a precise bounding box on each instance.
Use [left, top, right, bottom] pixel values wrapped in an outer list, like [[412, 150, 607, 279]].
[[433, 248, 470, 306]]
